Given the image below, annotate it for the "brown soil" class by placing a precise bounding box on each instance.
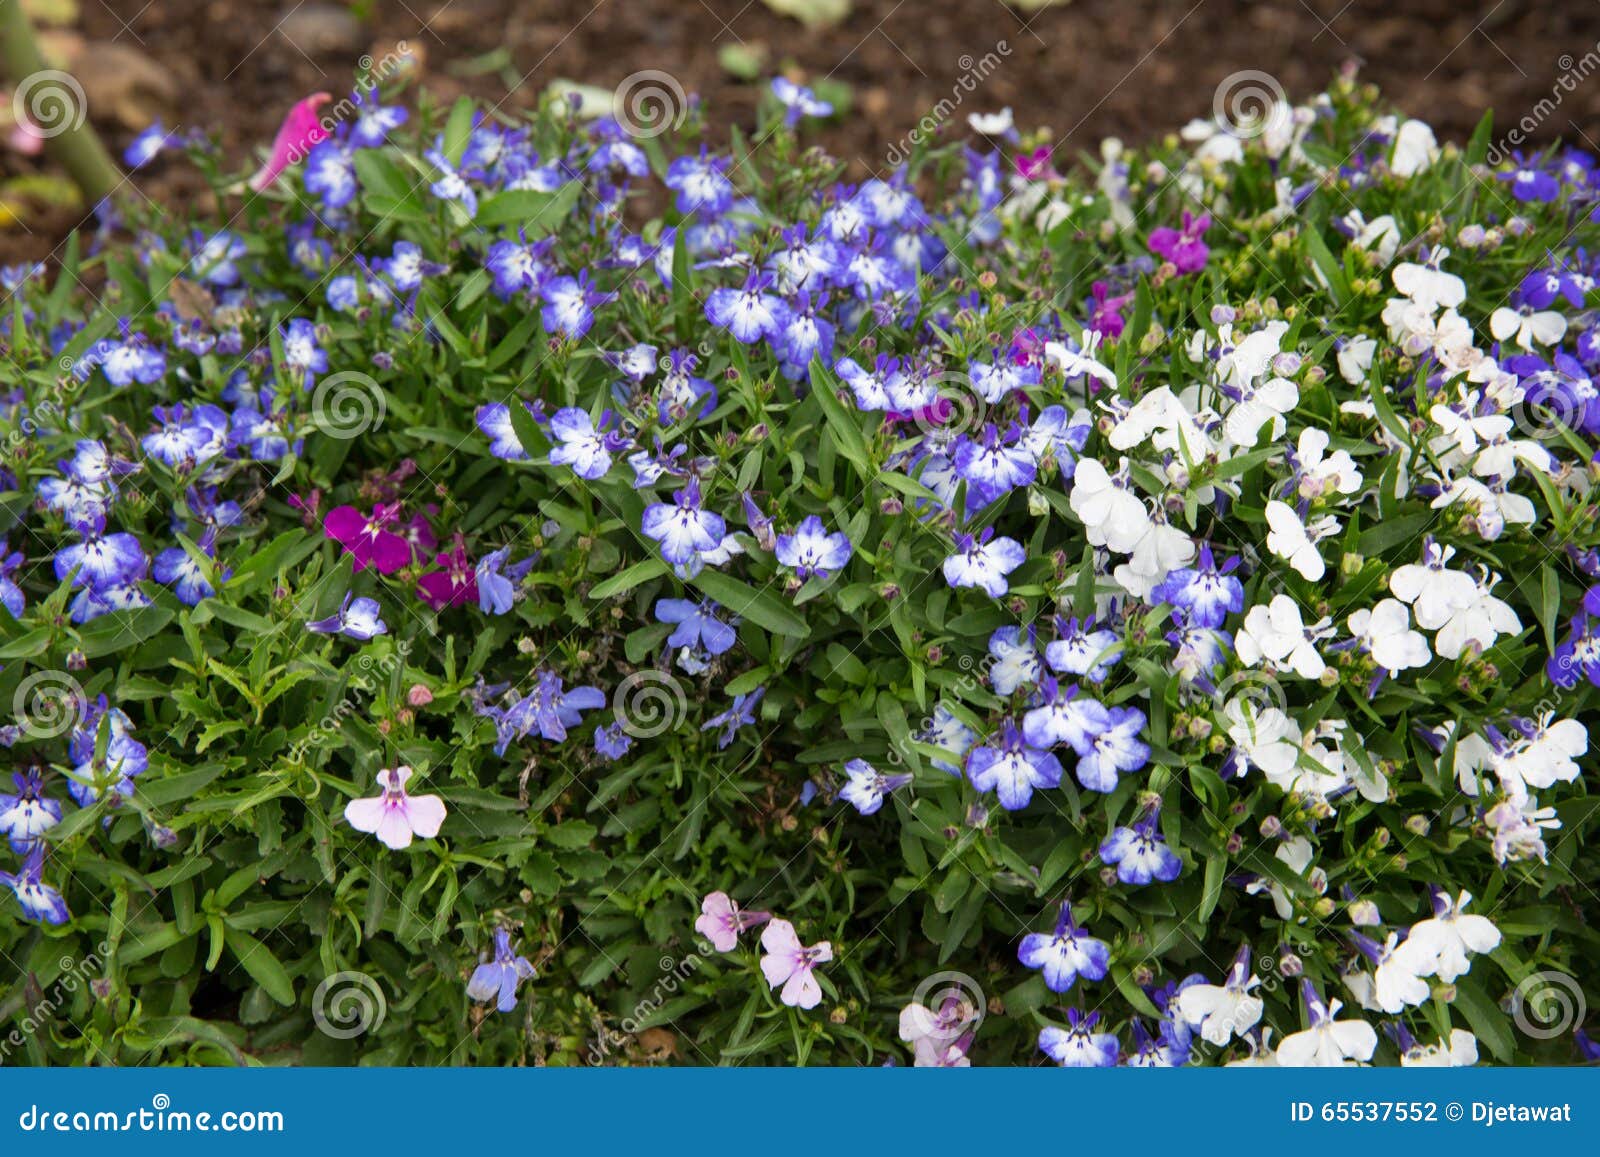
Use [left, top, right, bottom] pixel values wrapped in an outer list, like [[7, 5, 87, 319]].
[[5, 0, 1600, 267]]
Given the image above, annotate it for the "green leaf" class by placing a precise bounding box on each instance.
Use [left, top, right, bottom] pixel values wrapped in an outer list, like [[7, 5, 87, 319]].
[[588, 558, 668, 600], [224, 930, 296, 1007]]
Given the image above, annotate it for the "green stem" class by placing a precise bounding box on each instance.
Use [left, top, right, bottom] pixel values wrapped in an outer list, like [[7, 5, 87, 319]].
[[0, 0, 122, 206]]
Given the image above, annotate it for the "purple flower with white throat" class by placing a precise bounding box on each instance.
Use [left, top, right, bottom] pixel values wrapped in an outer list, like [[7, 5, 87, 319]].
[[1039, 1009, 1120, 1067], [838, 758, 912, 815], [1066, 702, 1149, 793], [0, 846, 69, 925], [466, 928, 536, 1013], [549, 407, 628, 480], [308, 593, 388, 640], [966, 718, 1062, 811], [942, 528, 1025, 597], [642, 477, 726, 565], [0, 770, 61, 853], [770, 77, 833, 125], [760, 918, 833, 1009], [540, 272, 612, 339], [343, 766, 447, 850], [1151, 543, 1243, 629], [775, 515, 852, 580], [1044, 614, 1123, 683], [706, 272, 783, 344], [665, 149, 734, 215], [1018, 902, 1110, 993], [986, 625, 1041, 696], [1100, 807, 1183, 884], [655, 597, 737, 655], [695, 890, 771, 952]]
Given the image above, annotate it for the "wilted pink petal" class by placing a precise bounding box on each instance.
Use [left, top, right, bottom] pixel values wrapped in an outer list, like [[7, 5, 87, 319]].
[[249, 92, 333, 193]]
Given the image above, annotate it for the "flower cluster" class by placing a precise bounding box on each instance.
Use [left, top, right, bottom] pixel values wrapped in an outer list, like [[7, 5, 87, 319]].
[[0, 70, 1595, 1067]]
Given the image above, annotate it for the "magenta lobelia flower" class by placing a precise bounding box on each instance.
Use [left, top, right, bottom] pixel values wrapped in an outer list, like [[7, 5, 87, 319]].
[[695, 891, 771, 952], [1015, 146, 1058, 182], [1147, 210, 1212, 274], [759, 918, 833, 1009], [249, 93, 334, 193], [417, 539, 479, 609], [344, 766, 447, 850], [323, 503, 412, 574]]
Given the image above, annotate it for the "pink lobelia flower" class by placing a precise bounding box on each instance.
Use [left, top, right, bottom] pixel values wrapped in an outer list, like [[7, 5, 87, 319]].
[[695, 891, 771, 952], [323, 503, 412, 574], [417, 540, 478, 610], [759, 918, 833, 1009], [344, 766, 447, 850], [249, 93, 333, 193]]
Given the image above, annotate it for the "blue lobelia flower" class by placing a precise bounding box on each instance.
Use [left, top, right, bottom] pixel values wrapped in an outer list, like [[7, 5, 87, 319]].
[[466, 928, 536, 1013], [1018, 902, 1110, 994]]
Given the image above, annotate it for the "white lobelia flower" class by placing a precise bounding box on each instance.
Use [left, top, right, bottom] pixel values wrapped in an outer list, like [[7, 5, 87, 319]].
[[967, 108, 1014, 136], [1389, 541, 1477, 629], [1485, 797, 1561, 864], [1430, 475, 1537, 540], [1402, 889, 1501, 983], [1400, 1029, 1479, 1067], [1245, 836, 1316, 921], [1430, 570, 1521, 660], [1235, 594, 1332, 679], [1359, 932, 1435, 1014], [1337, 334, 1377, 386], [1491, 715, 1587, 797], [1069, 457, 1150, 552], [1342, 210, 1401, 265], [1225, 698, 1303, 784], [1392, 256, 1466, 311], [1264, 499, 1334, 581], [1294, 428, 1363, 498], [1388, 118, 1439, 177], [1112, 512, 1196, 599], [1216, 320, 1289, 389], [1490, 305, 1567, 351], [1346, 599, 1431, 673], [1224, 376, 1299, 447], [1044, 334, 1118, 391], [1276, 983, 1378, 1067], [1173, 945, 1264, 1047]]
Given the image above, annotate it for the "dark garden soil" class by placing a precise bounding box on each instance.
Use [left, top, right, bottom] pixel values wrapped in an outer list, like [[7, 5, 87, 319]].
[[5, 0, 1600, 267]]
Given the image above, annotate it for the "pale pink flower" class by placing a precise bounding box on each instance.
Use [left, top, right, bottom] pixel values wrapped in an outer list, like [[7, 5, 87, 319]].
[[695, 891, 770, 952], [759, 918, 832, 1009], [249, 93, 333, 193], [344, 766, 446, 850]]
